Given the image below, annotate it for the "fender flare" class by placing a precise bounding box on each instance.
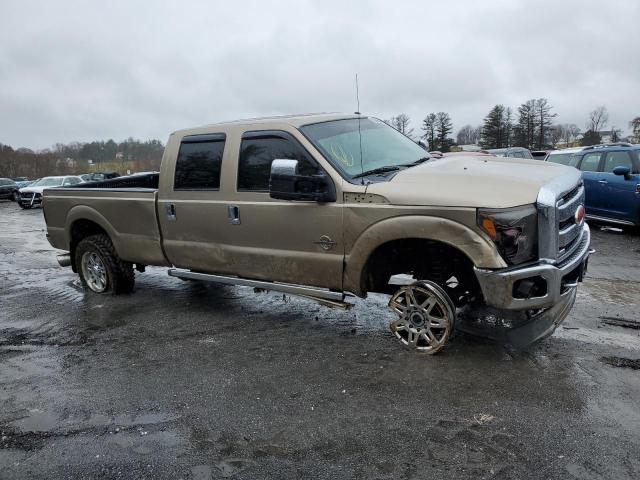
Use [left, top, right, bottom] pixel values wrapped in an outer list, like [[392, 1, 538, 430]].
[[343, 215, 506, 296], [65, 205, 123, 256]]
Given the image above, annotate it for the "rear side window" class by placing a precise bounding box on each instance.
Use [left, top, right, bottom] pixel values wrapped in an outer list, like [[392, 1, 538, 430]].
[[174, 134, 226, 190], [603, 151, 633, 173], [238, 133, 319, 191], [579, 152, 601, 172]]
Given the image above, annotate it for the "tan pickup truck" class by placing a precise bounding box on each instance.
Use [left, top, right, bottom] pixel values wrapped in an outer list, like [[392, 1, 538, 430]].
[[43, 113, 591, 353]]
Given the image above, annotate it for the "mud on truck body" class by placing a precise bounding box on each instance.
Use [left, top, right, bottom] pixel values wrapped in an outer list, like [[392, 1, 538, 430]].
[[43, 114, 591, 353]]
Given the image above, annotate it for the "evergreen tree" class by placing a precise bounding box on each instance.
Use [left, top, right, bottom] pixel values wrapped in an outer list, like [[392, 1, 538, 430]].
[[421, 113, 437, 150], [480, 105, 511, 148], [434, 112, 453, 152]]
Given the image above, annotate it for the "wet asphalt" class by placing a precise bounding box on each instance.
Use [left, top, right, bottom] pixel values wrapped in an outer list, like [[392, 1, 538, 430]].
[[0, 200, 639, 479]]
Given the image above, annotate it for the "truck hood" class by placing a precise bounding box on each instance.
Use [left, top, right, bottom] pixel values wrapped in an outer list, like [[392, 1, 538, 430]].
[[365, 155, 580, 208], [20, 186, 49, 194]]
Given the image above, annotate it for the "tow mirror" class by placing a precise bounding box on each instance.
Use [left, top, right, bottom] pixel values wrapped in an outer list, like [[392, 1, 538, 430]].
[[612, 165, 631, 179], [269, 159, 336, 203]]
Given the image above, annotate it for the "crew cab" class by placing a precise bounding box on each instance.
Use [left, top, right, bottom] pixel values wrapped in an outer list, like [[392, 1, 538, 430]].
[[42, 114, 591, 353]]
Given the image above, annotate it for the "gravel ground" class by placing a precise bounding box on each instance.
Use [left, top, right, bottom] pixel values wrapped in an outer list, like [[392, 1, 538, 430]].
[[1, 200, 639, 479]]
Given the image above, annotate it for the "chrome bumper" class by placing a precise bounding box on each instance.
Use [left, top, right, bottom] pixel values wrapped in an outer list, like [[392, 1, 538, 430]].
[[474, 224, 591, 310]]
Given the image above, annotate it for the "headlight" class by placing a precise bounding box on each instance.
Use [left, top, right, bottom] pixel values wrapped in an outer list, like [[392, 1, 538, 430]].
[[478, 204, 538, 265]]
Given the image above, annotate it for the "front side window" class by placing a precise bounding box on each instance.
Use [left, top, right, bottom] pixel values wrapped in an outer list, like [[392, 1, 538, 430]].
[[300, 117, 429, 179], [579, 153, 601, 172], [174, 134, 225, 190], [238, 134, 319, 191], [603, 151, 633, 173]]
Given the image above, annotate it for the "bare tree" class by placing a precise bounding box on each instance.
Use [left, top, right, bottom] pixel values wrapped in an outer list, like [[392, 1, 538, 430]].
[[456, 125, 480, 145], [389, 114, 414, 138], [610, 127, 622, 143], [559, 123, 580, 147], [587, 106, 609, 133], [550, 125, 563, 147]]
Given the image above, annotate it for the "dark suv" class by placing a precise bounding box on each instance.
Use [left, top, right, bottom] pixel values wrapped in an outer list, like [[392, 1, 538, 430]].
[[0, 178, 19, 201], [549, 143, 640, 229]]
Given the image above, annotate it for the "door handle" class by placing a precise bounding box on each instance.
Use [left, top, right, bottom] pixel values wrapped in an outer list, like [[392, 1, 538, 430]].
[[227, 205, 241, 225], [165, 203, 176, 221], [598, 180, 608, 184]]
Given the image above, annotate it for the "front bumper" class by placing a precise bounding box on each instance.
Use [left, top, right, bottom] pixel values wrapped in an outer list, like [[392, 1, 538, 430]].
[[18, 193, 42, 207], [473, 224, 591, 311]]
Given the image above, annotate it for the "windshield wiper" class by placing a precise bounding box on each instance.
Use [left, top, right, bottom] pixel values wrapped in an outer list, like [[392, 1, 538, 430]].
[[352, 165, 402, 179], [401, 156, 432, 167]]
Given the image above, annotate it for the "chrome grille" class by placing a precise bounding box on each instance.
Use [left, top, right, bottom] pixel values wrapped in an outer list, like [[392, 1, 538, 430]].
[[556, 185, 584, 261]]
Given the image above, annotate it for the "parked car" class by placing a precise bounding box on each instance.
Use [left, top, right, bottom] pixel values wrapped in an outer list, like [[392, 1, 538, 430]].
[[42, 114, 590, 354], [79, 171, 120, 182], [18, 175, 84, 209], [485, 147, 534, 159], [12, 177, 29, 182], [544, 147, 585, 166], [15, 180, 35, 189], [563, 143, 640, 230], [0, 178, 19, 201]]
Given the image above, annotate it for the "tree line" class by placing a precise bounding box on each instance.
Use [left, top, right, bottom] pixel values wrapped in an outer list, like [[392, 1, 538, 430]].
[[0, 138, 164, 179], [386, 103, 639, 151]]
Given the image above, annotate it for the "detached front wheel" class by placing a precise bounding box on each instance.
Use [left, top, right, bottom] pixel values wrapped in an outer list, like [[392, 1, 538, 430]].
[[388, 280, 456, 354], [75, 234, 134, 294]]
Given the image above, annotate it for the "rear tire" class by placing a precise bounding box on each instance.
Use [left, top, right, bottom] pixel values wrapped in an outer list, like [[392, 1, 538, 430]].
[[12, 191, 19, 202], [75, 234, 134, 294]]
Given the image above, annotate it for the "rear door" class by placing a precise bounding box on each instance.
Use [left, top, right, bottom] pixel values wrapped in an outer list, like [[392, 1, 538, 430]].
[[577, 151, 606, 217], [599, 150, 639, 223], [157, 133, 231, 274]]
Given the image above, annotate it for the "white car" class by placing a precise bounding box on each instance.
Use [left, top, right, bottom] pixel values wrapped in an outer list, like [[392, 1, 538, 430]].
[[544, 147, 585, 166], [18, 175, 84, 209]]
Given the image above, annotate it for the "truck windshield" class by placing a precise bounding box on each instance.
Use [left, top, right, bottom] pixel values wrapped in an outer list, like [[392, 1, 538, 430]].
[[300, 117, 429, 179]]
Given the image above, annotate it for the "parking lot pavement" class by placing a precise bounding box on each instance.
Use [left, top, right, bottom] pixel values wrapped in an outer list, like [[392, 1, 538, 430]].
[[1, 199, 639, 479]]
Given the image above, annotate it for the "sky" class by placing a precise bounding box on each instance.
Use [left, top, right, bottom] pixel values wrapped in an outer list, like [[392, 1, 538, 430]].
[[0, 0, 638, 150]]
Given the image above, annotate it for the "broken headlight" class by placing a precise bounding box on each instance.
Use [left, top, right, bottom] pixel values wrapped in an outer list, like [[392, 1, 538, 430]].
[[478, 204, 538, 265]]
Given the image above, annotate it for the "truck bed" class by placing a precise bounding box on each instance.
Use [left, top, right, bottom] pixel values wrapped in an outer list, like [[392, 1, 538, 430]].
[[43, 174, 169, 267]]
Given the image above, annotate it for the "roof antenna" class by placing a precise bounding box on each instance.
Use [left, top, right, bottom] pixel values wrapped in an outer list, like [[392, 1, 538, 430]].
[[355, 73, 364, 185]]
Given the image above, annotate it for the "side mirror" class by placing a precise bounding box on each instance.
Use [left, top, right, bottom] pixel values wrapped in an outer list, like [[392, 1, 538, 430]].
[[418, 139, 429, 151], [613, 165, 631, 179], [269, 159, 336, 203]]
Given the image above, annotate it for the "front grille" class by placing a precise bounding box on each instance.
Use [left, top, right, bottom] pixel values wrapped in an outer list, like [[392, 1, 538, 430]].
[[556, 184, 585, 261]]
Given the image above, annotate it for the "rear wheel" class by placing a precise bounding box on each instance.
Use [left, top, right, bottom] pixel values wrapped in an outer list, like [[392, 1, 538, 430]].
[[12, 191, 19, 202], [75, 234, 134, 294], [388, 280, 456, 354]]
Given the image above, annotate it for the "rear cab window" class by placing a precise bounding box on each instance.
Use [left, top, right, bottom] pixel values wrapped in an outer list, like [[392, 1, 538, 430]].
[[237, 131, 320, 192], [174, 134, 226, 190]]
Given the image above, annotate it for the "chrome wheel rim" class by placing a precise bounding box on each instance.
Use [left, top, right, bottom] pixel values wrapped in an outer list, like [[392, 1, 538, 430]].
[[388, 282, 455, 353], [81, 251, 108, 292]]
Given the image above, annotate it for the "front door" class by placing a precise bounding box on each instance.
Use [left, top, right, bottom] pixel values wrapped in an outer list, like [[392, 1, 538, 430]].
[[224, 130, 344, 290], [600, 150, 639, 223]]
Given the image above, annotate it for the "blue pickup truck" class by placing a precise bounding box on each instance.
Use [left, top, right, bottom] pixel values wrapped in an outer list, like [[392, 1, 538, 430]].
[[546, 143, 640, 230]]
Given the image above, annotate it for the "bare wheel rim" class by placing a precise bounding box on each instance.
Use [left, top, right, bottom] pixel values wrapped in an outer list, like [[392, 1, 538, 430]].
[[81, 251, 108, 292], [388, 282, 454, 353]]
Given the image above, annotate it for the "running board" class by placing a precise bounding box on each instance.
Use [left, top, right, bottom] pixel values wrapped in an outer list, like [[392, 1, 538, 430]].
[[168, 269, 346, 302]]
